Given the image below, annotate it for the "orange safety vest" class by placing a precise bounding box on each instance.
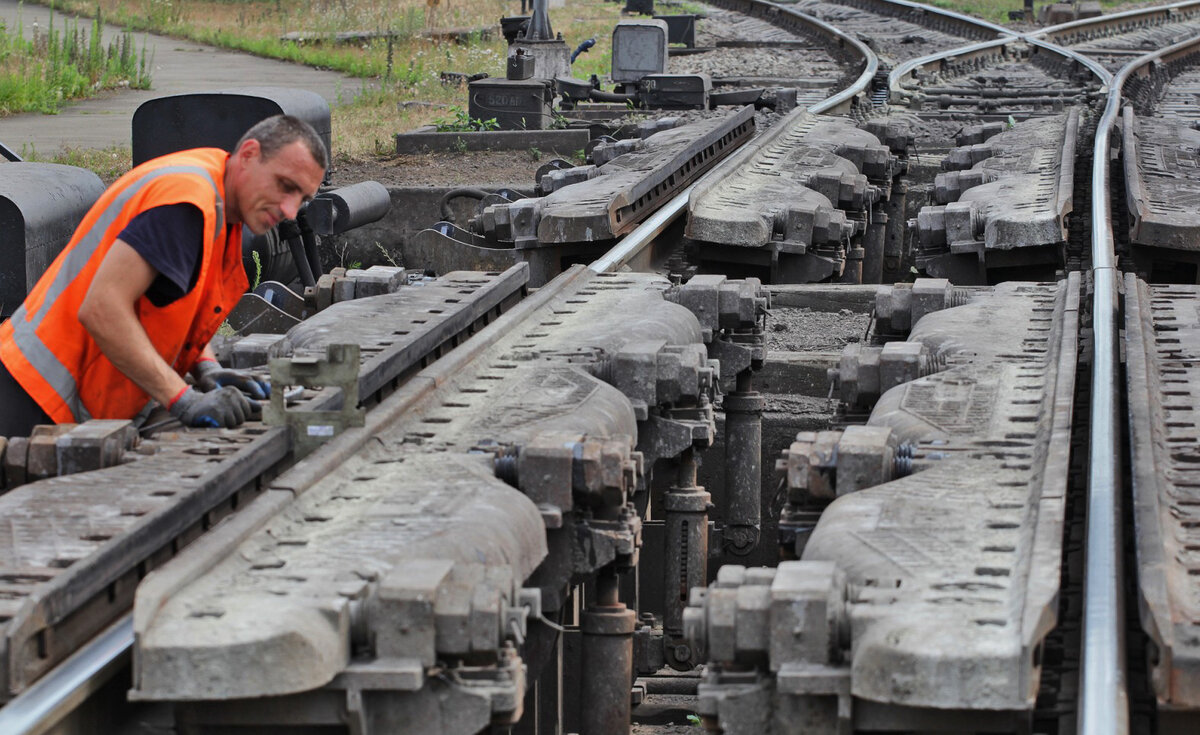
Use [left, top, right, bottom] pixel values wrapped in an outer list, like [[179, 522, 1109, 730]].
[[0, 148, 248, 423]]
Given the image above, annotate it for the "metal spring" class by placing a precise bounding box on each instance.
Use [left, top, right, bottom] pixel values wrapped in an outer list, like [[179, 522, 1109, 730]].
[[494, 448, 520, 486], [895, 443, 916, 477]]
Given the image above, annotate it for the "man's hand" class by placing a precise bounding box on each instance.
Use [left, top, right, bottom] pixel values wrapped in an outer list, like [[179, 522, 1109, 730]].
[[193, 359, 271, 399], [169, 386, 258, 428]]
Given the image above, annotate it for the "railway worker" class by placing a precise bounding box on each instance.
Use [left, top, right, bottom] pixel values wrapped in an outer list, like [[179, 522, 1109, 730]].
[[0, 115, 326, 436]]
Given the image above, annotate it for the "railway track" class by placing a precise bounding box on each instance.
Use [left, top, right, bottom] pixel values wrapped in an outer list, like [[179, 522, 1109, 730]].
[[1035, 0, 1200, 72], [4, 1, 1200, 734]]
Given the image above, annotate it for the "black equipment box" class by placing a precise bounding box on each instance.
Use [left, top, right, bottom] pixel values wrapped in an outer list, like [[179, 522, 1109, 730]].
[[653, 14, 697, 47], [132, 87, 331, 170], [640, 74, 711, 110], [0, 164, 105, 317], [507, 51, 535, 80], [468, 78, 554, 130]]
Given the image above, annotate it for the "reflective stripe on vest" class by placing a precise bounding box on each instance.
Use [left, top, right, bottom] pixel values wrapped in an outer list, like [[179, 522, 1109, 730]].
[[5, 165, 224, 423]]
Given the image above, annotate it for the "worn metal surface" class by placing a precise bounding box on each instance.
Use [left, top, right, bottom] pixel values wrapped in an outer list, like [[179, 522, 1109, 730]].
[[0, 269, 527, 703], [131, 269, 763, 733], [686, 110, 902, 283], [915, 111, 1079, 283], [1125, 277, 1200, 729], [477, 108, 756, 249], [281, 267, 529, 399], [1122, 107, 1200, 280], [1079, 39, 1125, 735], [686, 277, 1079, 731]]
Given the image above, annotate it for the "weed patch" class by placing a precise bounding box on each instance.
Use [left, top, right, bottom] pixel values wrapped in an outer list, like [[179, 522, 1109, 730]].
[[0, 6, 150, 116]]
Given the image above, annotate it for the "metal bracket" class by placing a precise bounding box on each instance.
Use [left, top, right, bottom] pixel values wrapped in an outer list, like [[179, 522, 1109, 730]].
[[265, 343, 365, 457]]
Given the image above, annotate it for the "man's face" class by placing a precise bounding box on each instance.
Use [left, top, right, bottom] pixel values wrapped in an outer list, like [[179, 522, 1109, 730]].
[[232, 139, 325, 235]]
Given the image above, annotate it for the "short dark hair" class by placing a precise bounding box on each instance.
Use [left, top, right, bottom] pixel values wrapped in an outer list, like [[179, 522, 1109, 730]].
[[236, 114, 328, 170]]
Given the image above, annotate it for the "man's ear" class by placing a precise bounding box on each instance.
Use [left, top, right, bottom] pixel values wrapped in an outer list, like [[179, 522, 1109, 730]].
[[236, 138, 261, 163]]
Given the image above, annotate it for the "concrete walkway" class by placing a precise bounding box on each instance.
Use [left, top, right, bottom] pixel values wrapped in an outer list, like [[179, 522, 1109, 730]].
[[0, 0, 361, 154]]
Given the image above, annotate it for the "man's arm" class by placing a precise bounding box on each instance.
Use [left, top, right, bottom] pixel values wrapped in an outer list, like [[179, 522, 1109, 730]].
[[77, 239, 190, 407]]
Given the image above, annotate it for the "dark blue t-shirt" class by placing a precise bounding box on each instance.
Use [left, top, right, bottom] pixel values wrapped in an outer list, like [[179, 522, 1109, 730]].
[[117, 203, 203, 307]]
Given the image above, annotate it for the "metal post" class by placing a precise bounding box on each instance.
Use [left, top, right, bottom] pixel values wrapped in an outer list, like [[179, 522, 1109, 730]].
[[723, 372, 763, 556], [863, 212, 887, 284], [580, 571, 635, 735], [662, 448, 708, 669], [882, 181, 908, 283], [527, 0, 553, 41], [837, 247, 864, 284]]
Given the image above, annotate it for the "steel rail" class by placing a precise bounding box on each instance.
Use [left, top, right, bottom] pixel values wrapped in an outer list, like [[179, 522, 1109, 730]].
[[1080, 32, 1200, 735], [821, 0, 1013, 38], [1024, 35, 1114, 84], [0, 615, 132, 735], [1072, 32, 1200, 735], [1082, 85, 1125, 735], [1033, 0, 1200, 42], [888, 35, 1015, 93], [888, 33, 1111, 99]]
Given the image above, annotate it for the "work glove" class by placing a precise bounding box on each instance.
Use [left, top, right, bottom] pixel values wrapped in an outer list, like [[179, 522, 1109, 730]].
[[193, 358, 271, 399], [169, 385, 258, 429]]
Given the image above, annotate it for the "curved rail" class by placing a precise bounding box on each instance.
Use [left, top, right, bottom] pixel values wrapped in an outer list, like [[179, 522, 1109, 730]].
[[888, 35, 1014, 93], [1034, 0, 1200, 44], [820, 0, 1013, 39], [1072, 30, 1200, 735], [1025, 35, 1114, 85], [1081, 51, 1126, 735], [889, 33, 1112, 100], [705, 0, 878, 111]]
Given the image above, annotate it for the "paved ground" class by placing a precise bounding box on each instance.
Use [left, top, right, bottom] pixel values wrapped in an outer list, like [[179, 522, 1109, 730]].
[[0, 0, 360, 154]]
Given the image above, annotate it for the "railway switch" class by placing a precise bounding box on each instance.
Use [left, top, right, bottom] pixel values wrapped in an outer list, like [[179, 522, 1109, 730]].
[[693, 279, 1080, 732]]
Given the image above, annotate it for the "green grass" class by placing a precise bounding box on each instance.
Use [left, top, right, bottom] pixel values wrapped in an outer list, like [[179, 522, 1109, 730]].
[[19, 143, 132, 182], [0, 7, 151, 115]]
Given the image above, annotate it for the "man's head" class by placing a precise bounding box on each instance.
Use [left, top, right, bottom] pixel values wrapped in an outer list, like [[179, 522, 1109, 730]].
[[225, 115, 327, 235]]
